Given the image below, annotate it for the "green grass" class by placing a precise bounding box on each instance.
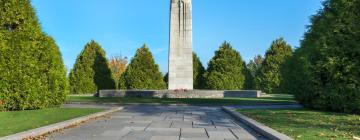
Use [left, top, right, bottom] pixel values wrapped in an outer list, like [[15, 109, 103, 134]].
[[0, 108, 103, 137], [238, 108, 360, 140], [66, 94, 296, 105]]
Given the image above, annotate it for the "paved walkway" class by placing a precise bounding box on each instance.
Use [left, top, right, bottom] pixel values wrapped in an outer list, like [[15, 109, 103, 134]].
[[47, 105, 266, 140], [231, 104, 303, 110]]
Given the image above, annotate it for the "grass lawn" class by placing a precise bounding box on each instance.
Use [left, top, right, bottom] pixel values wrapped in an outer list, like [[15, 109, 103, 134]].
[[0, 108, 103, 137], [238, 109, 360, 140], [66, 94, 296, 105]]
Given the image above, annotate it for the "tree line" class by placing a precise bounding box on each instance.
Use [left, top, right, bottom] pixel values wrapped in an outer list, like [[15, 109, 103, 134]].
[[0, 0, 359, 114]]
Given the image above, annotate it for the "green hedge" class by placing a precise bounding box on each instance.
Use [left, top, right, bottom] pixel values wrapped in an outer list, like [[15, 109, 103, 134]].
[[204, 42, 246, 90], [0, 0, 67, 111], [281, 0, 360, 114], [69, 40, 115, 94], [120, 45, 166, 90]]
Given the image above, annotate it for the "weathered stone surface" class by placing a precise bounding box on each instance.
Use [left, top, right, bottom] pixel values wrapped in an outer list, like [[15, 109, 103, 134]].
[[180, 128, 207, 139], [207, 129, 237, 139], [46, 106, 265, 140], [99, 90, 262, 98], [168, 0, 193, 90]]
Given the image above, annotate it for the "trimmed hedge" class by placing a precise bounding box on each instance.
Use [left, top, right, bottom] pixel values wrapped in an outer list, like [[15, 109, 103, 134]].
[[0, 0, 67, 111], [204, 42, 246, 90], [120, 45, 166, 90], [281, 0, 360, 114], [69, 40, 115, 94]]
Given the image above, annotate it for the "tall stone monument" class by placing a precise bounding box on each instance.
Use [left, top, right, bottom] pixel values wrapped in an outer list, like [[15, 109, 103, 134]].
[[168, 0, 193, 90]]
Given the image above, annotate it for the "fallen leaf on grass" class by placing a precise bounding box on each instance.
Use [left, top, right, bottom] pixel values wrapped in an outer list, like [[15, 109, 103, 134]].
[[353, 136, 360, 140]]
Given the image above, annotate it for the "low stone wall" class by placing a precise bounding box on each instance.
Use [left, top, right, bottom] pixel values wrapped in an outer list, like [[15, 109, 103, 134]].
[[99, 90, 261, 98]]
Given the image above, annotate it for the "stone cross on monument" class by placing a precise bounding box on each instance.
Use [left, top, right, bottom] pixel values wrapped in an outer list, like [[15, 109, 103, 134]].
[[168, 0, 193, 90]]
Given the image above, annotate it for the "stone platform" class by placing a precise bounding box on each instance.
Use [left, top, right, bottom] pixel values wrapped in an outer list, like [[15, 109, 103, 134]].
[[47, 105, 265, 140], [99, 90, 261, 98]]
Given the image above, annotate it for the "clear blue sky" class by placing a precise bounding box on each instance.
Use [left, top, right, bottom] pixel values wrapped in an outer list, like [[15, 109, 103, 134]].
[[31, 0, 323, 73]]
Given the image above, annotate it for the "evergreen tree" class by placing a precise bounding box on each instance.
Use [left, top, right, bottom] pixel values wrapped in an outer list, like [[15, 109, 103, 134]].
[[247, 55, 264, 77], [0, 0, 67, 111], [69, 40, 115, 94], [255, 38, 292, 94], [163, 73, 169, 88], [283, 0, 360, 113], [243, 62, 254, 90], [204, 42, 246, 90], [122, 45, 166, 89], [245, 55, 264, 89], [193, 53, 205, 89]]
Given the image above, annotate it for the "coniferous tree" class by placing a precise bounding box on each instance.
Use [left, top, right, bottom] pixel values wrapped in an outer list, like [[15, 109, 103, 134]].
[[122, 45, 166, 89], [0, 0, 67, 111], [69, 40, 115, 94], [245, 55, 264, 89], [247, 55, 264, 77], [193, 53, 205, 89], [283, 0, 360, 113], [163, 73, 169, 88], [243, 63, 254, 90], [204, 42, 246, 90], [255, 38, 292, 94]]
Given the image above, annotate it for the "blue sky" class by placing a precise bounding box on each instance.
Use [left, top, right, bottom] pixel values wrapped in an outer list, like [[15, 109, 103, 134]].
[[31, 0, 323, 74]]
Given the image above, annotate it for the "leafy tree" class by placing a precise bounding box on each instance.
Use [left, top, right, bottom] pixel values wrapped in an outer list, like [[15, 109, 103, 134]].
[[121, 45, 166, 89], [255, 38, 292, 94], [0, 0, 67, 111], [204, 42, 246, 90], [109, 55, 128, 89], [193, 53, 205, 89], [69, 40, 115, 94], [283, 0, 360, 114]]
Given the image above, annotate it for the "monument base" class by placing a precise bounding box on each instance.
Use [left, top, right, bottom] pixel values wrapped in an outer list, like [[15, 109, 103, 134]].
[[99, 90, 261, 98]]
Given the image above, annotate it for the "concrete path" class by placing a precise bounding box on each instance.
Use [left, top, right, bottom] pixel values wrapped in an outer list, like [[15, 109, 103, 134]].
[[47, 105, 267, 140], [231, 104, 303, 110]]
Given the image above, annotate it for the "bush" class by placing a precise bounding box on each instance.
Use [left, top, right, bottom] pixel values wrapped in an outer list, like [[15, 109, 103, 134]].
[[121, 45, 166, 89], [204, 41, 246, 90], [282, 0, 360, 114], [255, 38, 293, 94], [69, 40, 115, 94], [0, 0, 67, 111]]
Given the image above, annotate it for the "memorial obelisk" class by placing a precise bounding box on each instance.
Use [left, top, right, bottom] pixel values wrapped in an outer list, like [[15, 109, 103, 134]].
[[168, 0, 193, 90]]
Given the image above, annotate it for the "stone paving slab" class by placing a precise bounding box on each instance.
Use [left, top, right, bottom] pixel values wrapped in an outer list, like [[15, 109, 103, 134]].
[[46, 105, 266, 140]]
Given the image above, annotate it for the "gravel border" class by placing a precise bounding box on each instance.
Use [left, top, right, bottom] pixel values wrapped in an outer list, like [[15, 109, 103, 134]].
[[0, 107, 123, 140], [222, 106, 293, 140]]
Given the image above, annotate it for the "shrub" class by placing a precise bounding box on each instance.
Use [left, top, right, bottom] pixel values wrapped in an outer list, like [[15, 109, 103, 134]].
[[69, 40, 115, 94], [255, 38, 293, 94], [282, 0, 360, 114], [121, 45, 166, 89], [0, 0, 67, 110], [204, 41, 246, 90]]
